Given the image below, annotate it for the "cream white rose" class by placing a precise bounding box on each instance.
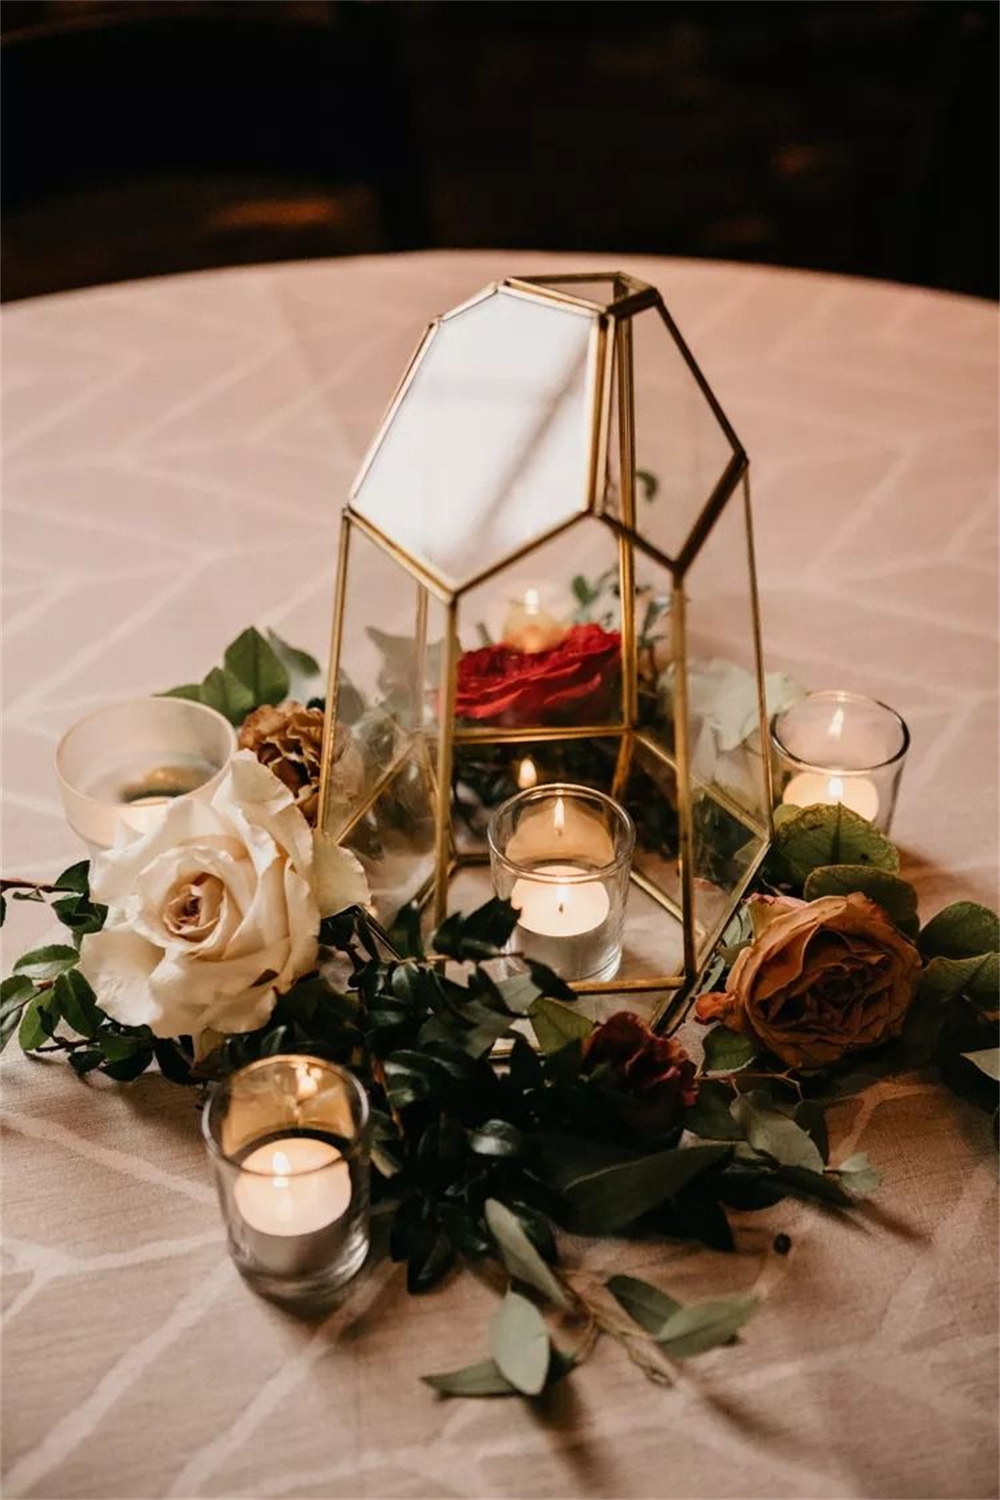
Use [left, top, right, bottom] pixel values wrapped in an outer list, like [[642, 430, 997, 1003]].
[[79, 751, 368, 1045]]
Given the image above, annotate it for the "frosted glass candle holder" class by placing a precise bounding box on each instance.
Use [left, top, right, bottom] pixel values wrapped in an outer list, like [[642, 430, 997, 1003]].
[[770, 690, 910, 834], [488, 783, 635, 983], [55, 696, 237, 850], [202, 1055, 371, 1307]]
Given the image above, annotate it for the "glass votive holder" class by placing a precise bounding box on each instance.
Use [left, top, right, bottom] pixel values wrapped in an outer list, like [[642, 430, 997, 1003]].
[[202, 1055, 371, 1307], [488, 783, 635, 983], [770, 690, 910, 834], [55, 696, 237, 850]]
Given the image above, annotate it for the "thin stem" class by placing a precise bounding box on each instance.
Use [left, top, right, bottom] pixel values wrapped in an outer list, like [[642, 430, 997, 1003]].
[[1, 878, 61, 894]]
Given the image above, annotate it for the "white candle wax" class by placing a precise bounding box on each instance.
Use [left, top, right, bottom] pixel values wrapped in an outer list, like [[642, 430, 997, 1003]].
[[235, 1137, 352, 1237], [511, 862, 611, 937], [782, 770, 879, 822]]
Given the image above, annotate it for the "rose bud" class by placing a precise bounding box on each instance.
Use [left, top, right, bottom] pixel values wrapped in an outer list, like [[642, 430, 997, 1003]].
[[583, 1010, 699, 1136]]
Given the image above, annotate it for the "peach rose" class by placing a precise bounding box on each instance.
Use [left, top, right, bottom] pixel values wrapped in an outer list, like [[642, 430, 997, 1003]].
[[696, 893, 921, 1069]]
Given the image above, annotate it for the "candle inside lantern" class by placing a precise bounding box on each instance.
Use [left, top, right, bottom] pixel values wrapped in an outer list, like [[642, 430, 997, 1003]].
[[517, 755, 539, 790], [488, 783, 634, 984], [502, 588, 567, 654], [234, 1137, 352, 1238], [511, 862, 611, 937], [781, 770, 880, 822]]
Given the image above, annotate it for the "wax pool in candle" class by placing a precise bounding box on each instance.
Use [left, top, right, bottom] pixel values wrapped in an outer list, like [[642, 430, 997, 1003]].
[[234, 1137, 352, 1237], [511, 862, 611, 937], [782, 771, 879, 822]]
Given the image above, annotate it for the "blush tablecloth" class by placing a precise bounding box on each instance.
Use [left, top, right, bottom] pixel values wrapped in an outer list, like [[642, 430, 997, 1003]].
[[2, 252, 998, 1500]]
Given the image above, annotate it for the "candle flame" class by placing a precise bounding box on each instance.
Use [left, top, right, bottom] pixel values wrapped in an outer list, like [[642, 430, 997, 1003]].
[[523, 588, 541, 615], [830, 706, 845, 740], [272, 1150, 291, 1179], [827, 776, 845, 801], [555, 884, 569, 917], [554, 795, 565, 835], [517, 756, 538, 790]]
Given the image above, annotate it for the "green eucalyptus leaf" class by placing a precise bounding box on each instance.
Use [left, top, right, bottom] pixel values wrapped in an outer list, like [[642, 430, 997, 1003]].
[[655, 1294, 758, 1359], [489, 1291, 550, 1396], [223, 626, 289, 707], [731, 1092, 824, 1174], [529, 996, 594, 1055], [160, 682, 203, 704], [803, 865, 919, 936], [484, 1199, 569, 1309], [525, 961, 577, 1003], [918, 953, 999, 1010], [961, 1048, 1000, 1083], [773, 804, 899, 887], [701, 1027, 757, 1073], [833, 1151, 883, 1196], [422, 1358, 519, 1398], [407, 1228, 455, 1293], [606, 1273, 681, 1331], [431, 899, 520, 962], [496, 973, 543, 1015], [13, 944, 79, 981], [683, 1079, 745, 1141], [422, 1347, 574, 1398], [920, 902, 1000, 962], [560, 1144, 732, 1234]]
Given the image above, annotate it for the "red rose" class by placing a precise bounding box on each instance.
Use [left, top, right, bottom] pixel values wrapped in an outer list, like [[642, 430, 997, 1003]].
[[583, 1011, 698, 1136], [454, 624, 621, 727]]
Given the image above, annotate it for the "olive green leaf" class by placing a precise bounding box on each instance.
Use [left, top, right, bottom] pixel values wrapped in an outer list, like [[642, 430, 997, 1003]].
[[701, 1027, 757, 1073], [529, 996, 594, 1055], [683, 1079, 745, 1141], [731, 1092, 824, 1174], [560, 1144, 732, 1233], [198, 666, 256, 724], [607, 1275, 757, 1358], [422, 1347, 574, 1398], [773, 804, 899, 887], [832, 1151, 882, 1196], [485, 1199, 570, 1310], [803, 865, 919, 937], [605, 1274, 681, 1330], [489, 1290, 550, 1396], [919, 902, 1000, 962]]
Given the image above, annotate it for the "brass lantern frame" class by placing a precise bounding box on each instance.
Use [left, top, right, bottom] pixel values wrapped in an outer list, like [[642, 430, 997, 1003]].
[[318, 272, 773, 1028]]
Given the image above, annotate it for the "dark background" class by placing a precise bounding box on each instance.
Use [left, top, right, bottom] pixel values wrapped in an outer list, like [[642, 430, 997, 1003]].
[[2, 0, 996, 303]]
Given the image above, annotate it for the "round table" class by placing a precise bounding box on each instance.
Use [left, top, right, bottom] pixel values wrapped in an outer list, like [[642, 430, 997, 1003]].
[[2, 252, 997, 1500]]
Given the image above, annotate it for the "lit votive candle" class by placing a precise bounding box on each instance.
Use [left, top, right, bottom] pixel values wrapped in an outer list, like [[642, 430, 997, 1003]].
[[203, 1056, 371, 1305], [770, 690, 910, 834], [488, 784, 634, 984], [781, 771, 880, 823], [502, 588, 567, 655]]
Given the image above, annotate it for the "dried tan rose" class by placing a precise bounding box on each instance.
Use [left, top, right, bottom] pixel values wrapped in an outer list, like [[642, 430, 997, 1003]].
[[695, 892, 921, 1070], [238, 702, 362, 826]]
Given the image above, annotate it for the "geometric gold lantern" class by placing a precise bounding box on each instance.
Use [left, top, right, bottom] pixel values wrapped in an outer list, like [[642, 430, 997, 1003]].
[[319, 273, 772, 1027]]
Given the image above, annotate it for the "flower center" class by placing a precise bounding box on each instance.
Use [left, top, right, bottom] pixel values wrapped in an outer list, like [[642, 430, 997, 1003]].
[[163, 873, 224, 941]]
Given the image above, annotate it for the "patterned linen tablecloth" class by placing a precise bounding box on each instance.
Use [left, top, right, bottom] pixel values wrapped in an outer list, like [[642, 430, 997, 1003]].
[[2, 251, 998, 1500]]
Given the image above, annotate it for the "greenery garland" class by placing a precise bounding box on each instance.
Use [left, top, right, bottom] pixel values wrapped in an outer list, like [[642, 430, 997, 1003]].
[[1, 624, 997, 1400]]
